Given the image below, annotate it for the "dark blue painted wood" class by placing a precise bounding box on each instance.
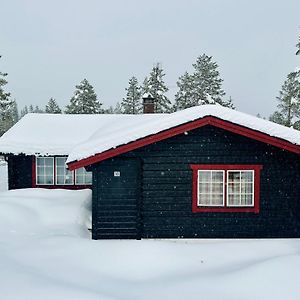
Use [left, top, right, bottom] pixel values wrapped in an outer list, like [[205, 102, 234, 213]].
[[7, 155, 33, 189], [93, 125, 300, 239], [92, 158, 141, 240]]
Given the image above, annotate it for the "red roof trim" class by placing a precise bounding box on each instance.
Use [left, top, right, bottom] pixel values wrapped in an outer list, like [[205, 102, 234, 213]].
[[68, 116, 300, 170]]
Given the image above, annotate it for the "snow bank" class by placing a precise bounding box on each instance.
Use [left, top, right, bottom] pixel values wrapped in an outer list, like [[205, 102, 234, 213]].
[[0, 189, 299, 299], [0, 188, 92, 240], [67, 105, 300, 163]]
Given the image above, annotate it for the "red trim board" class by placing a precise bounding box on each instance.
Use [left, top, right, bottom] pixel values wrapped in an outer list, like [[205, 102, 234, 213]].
[[68, 116, 300, 170]]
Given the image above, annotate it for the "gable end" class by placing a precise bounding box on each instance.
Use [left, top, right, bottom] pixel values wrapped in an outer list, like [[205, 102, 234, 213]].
[[68, 116, 300, 170]]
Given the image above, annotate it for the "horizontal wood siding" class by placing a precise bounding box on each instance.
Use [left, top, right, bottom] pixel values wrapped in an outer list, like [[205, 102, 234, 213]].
[[7, 155, 33, 190], [119, 125, 300, 238], [92, 158, 141, 239]]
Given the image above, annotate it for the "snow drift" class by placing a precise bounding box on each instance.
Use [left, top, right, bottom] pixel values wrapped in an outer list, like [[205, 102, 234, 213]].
[[0, 188, 299, 299]]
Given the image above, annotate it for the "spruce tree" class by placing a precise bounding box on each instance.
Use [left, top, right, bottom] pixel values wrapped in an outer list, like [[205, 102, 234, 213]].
[[20, 105, 28, 118], [65, 79, 103, 114], [121, 76, 142, 114], [174, 54, 234, 110], [269, 70, 300, 128], [296, 36, 300, 55], [45, 98, 62, 113], [142, 64, 171, 113], [114, 102, 122, 114], [34, 105, 43, 113], [173, 72, 195, 110], [11, 100, 19, 124], [29, 104, 34, 113], [0, 56, 14, 135]]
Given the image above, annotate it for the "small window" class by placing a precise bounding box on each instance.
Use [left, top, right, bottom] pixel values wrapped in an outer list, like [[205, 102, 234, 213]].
[[75, 167, 92, 185], [36, 157, 54, 185], [191, 164, 262, 213], [198, 170, 224, 206], [227, 170, 254, 207], [56, 157, 74, 185]]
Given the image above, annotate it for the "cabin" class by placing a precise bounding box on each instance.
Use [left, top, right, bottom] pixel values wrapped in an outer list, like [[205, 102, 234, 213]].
[[1, 102, 300, 239]]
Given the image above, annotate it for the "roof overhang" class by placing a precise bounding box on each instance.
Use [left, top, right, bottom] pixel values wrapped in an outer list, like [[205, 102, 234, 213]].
[[67, 116, 300, 170]]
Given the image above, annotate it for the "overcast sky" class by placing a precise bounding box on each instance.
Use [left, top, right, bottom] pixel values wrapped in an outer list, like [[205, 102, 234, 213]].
[[1, 0, 299, 116]]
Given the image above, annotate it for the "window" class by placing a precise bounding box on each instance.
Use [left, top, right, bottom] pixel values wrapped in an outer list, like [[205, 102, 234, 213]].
[[198, 170, 224, 206], [35, 156, 92, 186], [75, 167, 92, 185], [191, 165, 262, 213], [56, 157, 74, 185], [36, 157, 54, 185]]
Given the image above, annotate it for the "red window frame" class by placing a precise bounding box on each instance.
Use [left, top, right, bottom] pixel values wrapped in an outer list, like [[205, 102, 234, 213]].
[[190, 164, 263, 213]]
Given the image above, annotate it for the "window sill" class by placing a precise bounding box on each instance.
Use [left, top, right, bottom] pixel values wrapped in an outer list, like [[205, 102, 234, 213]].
[[192, 206, 259, 213]]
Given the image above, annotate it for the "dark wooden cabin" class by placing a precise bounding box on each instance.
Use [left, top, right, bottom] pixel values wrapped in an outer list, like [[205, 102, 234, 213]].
[[67, 106, 300, 240], [1, 104, 300, 240]]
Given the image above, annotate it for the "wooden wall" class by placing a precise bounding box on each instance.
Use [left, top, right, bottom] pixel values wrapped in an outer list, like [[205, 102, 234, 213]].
[[93, 125, 300, 239]]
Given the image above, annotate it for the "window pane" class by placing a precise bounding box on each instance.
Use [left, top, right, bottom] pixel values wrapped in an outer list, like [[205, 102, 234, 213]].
[[228, 194, 240, 206], [212, 183, 223, 193], [37, 176, 44, 184], [211, 194, 223, 205], [45, 175, 53, 185], [228, 171, 240, 182], [199, 182, 210, 193], [228, 182, 240, 194], [241, 194, 253, 206], [45, 158, 53, 166], [241, 171, 253, 182], [241, 182, 253, 193], [212, 172, 223, 182], [198, 194, 211, 206], [198, 171, 211, 182]]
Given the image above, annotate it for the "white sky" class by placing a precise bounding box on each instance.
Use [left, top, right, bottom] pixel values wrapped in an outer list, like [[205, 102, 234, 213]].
[[1, 0, 299, 117]]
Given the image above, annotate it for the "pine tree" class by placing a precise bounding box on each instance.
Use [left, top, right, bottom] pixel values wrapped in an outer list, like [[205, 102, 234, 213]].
[[45, 98, 62, 114], [20, 105, 28, 118], [269, 70, 300, 128], [29, 104, 34, 113], [121, 76, 142, 114], [174, 54, 234, 110], [142, 64, 171, 113], [65, 79, 102, 114], [0, 56, 14, 135]]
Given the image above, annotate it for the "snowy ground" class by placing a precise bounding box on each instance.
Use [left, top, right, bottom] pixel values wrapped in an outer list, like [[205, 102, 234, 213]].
[[0, 180, 299, 299]]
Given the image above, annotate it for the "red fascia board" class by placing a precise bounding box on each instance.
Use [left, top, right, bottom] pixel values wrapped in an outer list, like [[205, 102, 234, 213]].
[[68, 116, 300, 170]]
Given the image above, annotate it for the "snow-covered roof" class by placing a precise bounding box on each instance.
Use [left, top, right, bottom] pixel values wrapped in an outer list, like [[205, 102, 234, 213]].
[[67, 105, 300, 164], [0, 113, 162, 156], [1, 105, 300, 163]]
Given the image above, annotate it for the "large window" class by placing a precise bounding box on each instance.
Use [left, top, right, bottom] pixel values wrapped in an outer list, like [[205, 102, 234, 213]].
[[191, 165, 262, 213], [35, 156, 92, 186]]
